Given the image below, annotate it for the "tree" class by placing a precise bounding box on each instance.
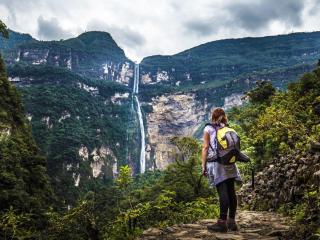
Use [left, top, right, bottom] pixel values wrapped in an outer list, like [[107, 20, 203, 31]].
[[161, 137, 213, 201], [0, 18, 53, 238], [246, 80, 276, 104], [117, 165, 134, 208], [0, 20, 8, 38]]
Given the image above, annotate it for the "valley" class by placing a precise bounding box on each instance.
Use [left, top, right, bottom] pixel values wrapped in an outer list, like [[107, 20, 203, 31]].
[[1, 29, 320, 205], [1, 18, 320, 239]]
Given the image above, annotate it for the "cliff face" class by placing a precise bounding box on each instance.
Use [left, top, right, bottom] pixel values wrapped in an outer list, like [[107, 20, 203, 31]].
[[146, 93, 207, 169], [2, 31, 134, 82], [6, 48, 133, 83]]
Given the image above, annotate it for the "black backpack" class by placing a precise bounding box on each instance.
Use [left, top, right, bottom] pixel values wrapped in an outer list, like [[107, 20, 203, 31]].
[[206, 123, 250, 165]]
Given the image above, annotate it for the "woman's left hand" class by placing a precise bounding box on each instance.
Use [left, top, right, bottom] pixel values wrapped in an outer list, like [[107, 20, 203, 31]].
[[202, 166, 207, 176]]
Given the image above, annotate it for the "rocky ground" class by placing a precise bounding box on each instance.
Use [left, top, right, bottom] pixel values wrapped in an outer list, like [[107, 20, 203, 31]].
[[140, 210, 290, 240]]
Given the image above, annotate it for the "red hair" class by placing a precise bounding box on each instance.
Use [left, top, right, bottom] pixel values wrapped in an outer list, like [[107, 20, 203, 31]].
[[211, 108, 228, 124]]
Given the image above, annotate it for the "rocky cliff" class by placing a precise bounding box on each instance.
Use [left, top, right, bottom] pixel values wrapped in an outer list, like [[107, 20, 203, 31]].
[[145, 93, 207, 169], [2, 31, 134, 82]]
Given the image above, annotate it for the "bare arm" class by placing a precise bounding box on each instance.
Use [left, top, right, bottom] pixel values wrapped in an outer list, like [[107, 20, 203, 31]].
[[201, 131, 210, 174]]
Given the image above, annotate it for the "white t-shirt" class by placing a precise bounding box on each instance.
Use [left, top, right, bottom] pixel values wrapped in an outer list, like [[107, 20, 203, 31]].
[[203, 124, 218, 159]]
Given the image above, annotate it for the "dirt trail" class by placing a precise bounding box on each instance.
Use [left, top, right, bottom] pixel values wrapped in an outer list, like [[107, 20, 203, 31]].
[[140, 210, 290, 240]]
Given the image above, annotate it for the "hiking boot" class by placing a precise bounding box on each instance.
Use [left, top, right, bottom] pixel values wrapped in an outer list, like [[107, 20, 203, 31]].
[[227, 218, 238, 231], [207, 219, 227, 232]]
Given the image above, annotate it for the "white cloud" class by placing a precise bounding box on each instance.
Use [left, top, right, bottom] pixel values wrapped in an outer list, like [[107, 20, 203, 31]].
[[0, 0, 319, 61]]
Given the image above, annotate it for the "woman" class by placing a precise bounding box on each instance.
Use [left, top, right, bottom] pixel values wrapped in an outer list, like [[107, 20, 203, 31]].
[[201, 107, 242, 232]]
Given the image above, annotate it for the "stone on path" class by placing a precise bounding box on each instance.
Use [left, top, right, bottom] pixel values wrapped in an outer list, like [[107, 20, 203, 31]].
[[140, 210, 290, 240]]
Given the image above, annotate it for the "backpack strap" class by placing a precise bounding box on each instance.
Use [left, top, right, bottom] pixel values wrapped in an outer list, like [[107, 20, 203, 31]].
[[208, 142, 215, 152]]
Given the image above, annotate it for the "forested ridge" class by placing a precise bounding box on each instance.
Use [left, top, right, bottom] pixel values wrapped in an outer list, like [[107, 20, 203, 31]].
[[0, 20, 320, 239], [1, 27, 140, 206]]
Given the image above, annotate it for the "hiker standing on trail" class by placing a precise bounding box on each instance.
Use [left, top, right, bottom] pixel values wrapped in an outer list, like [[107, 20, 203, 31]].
[[202, 107, 242, 232]]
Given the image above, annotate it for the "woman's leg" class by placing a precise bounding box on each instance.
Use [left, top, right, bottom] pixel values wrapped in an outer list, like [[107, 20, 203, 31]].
[[216, 181, 230, 220], [207, 181, 229, 232], [226, 178, 237, 219]]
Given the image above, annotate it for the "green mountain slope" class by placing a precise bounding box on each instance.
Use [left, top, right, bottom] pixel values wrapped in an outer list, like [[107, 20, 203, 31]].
[[0, 29, 35, 50], [140, 31, 320, 94], [2, 29, 320, 206], [0, 23, 53, 235], [1, 30, 134, 81], [6, 64, 142, 205], [0, 57, 52, 212], [0, 30, 141, 205]]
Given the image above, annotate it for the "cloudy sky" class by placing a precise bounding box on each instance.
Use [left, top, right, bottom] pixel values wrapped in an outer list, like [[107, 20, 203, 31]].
[[1, 0, 320, 61]]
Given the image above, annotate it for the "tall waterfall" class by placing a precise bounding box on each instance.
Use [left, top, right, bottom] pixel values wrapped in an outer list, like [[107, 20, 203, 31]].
[[133, 63, 145, 173], [133, 64, 139, 94]]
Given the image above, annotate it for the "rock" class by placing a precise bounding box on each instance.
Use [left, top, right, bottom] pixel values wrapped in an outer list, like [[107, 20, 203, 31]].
[[311, 142, 320, 152], [313, 170, 320, 179], [215, 233, 244, 240], [198, 219, 216, 225], [172, 230, 189, 237], [284, 164, 291, 172], [163, 227, 176, 233], [179, 223, 204, 229], [193, 230, 211, 238], [239, 148, 320, 212], [298, 157, 307, 164], [146, 93, 206, 169], [143, 228, 162, 236], [266, 229, 288, 236], [242, 228, 264, 233], [178, 238, 201, 240]]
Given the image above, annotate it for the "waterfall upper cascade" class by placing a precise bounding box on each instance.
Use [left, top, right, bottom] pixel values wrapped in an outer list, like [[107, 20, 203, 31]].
[[133, 63, 145, 174], [133, 64, 139, 94]]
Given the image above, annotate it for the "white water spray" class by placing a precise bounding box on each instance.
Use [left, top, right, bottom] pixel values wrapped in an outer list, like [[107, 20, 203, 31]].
[[133, 63, 145, 173]]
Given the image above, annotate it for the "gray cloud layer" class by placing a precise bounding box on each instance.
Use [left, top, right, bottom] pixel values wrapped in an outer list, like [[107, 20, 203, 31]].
[[184, 0, 308, 36], [37, 16, 72, 40], [87, 20, 145, 48], [184, 19, 218, 37], [227, 0, 305, 31], [0, 0, 319, 60]]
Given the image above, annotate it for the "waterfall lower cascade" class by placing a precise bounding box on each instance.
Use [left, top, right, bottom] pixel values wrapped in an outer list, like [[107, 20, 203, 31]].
[[133, 63, 146, 174]]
